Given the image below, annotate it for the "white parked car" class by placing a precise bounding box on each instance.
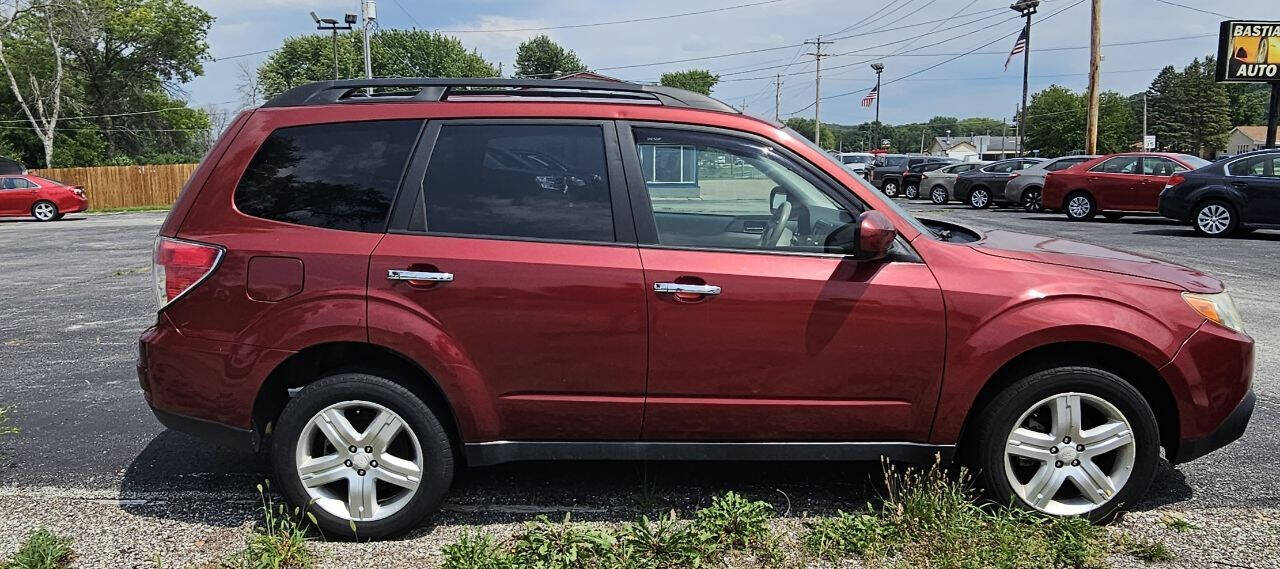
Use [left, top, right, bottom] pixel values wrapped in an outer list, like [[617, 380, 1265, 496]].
[[834, 152, 875, 177]]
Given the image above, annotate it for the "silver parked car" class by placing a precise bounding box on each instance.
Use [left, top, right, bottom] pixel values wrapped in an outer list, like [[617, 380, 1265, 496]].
[[1003, 155, 1097, 212], [924, 161, 988, 204]]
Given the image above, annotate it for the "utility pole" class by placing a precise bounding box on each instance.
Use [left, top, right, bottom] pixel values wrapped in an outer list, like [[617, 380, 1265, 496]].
[[311, 12, 355, 81], [1084, 0, 1101, 154], [774, 73, 782, 123], [1010, 1, 1039, 156], [1268, 83, 1280, 148], [362, 0, 376, 81], [806, 36, 834, 148]]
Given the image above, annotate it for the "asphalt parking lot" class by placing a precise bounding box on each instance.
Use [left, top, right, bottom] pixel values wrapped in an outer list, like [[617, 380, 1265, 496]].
[[1, 205, 1278, 566]]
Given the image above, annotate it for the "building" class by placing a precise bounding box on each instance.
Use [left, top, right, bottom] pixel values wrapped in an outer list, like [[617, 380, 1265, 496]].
[[1220, 126, 1269, 157], [928, 135, 1022, 161]]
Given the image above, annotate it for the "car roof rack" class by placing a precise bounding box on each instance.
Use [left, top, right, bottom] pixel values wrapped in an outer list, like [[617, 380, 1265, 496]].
[[262, 78, 740, 114]]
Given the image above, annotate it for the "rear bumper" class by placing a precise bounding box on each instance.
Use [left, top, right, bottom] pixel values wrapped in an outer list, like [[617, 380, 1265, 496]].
[[1174, 390, 1254, 464], [149, 405, 260, 452], [1157, 195, 1191, 222]]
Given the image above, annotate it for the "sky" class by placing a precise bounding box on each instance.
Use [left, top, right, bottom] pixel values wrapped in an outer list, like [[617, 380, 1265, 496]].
[[185, 0, 1280, 127]]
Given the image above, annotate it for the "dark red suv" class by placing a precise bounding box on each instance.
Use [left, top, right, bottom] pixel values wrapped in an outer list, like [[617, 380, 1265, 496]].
[[139, 79, 1254, 538]]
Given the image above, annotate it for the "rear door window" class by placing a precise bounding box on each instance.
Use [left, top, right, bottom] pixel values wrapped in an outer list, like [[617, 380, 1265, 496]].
[[1046, 158, 1085, 171], [1141, 157, 1182, 176], [234, 119, 422, 232], [420, 124, 615, 242], [986, 162, 1016, 173], [1091, 156, 1139, 174]]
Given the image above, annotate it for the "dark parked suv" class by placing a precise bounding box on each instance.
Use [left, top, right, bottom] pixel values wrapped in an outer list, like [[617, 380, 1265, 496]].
[[141, 78, 1254, 538], [869, 154, 938, 197], [1158, 149, 1280, 237]]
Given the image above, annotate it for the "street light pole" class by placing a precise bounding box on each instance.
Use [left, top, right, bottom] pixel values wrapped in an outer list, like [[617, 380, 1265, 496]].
[[1010, 0, 1039, 156], [362, 0, 376, 81], [871, 63, 884, 150], [311, 11, 355, 81]]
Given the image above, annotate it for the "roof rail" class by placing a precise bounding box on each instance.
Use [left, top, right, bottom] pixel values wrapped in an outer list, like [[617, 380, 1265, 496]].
[[262, 77, 740, 114]]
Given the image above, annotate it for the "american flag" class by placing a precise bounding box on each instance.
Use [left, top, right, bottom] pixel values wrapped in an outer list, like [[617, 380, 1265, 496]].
[[861, 85, 878, 107], [1005, 28, 1028, 71]]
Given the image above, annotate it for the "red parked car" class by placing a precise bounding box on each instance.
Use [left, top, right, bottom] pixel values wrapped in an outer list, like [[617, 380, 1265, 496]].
[[139, 79, 1254, 538], [0, 174, 88, 221], [1042, 152, 1211, 221]]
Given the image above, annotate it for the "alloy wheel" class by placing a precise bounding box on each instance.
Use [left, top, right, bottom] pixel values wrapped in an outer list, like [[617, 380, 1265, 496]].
[[1067, 195, 1092, 219], [883, 181, 898, 197], [905, 184, 919, 199], [931, 187, 947, 204], [32, 202, 56, 221], [1023, 189, 1042, 212], [1196, 204, 1231, 235], [295, 400, 424, 522], [1004, 392, 1136, 516], [970, 189, 989, 208]]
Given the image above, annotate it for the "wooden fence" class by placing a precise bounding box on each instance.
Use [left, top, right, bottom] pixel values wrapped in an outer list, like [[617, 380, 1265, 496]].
[[30, 163, 198, 210]]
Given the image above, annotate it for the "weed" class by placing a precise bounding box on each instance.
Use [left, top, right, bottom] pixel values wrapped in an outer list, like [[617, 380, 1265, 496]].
[[3, 528, 73, 569], [511, 514, 618, 568], [694, 491, 774, 552], [226, 482, 316, 569], [441, 532, 512, 569], [618, 511, 712, 568], [803, 510, 895, 559], [1115, 533, 1175, 562], [1159, 513, 1196, 533]]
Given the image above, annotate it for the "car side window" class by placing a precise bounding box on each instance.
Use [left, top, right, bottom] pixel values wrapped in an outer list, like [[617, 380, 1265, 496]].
[[421, 124, 614, 242], [234, 119, 421, 233], [0, 178, 13, 190], [632, 127, 856, 254], [1142, 157, 1180, 176], [1046, 158, 1082, 171], [1227, 155, 1279, 177], [1091, 156, 1139, 174], [987, 162, 1015, 174]]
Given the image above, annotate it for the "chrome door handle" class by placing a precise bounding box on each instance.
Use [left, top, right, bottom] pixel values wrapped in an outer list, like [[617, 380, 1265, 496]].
[[654, 282, 721, 295], [387, 269, 454, 282]]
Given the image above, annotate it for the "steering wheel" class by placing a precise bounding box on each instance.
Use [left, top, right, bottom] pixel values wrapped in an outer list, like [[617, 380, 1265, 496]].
[[760, 188, 793, 248]]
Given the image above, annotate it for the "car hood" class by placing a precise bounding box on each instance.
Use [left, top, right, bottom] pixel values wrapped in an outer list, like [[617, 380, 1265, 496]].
[[969, 229, 1222, 293]]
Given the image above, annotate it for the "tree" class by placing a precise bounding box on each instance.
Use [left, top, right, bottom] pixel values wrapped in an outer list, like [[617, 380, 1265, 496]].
[[1096, 91, 1137, 154], [514, 34, 585, 78], [660, 69, 718, 95], [258, 29, 498, 98], [1024, 85, 1085, 156], [1226, 83, 1269, 126], [784, 117, 836, 149], [0, 1, 62, 166], [1178, 57, 1231, 157]]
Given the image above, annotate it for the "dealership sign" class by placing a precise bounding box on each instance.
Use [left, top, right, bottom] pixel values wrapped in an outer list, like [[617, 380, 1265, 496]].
[[1216, 21, 1280, 82]]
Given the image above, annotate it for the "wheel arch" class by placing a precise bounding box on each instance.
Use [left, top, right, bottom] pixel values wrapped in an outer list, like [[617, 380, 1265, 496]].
[[955, 341, 1180, 460], [252, 341, 465, 459]]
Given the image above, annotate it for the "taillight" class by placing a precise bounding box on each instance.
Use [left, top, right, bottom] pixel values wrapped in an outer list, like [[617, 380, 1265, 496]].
[[153, 236, 223, 310], [1008, 173, 1020, 179], [1167, 174, 1185, 187]]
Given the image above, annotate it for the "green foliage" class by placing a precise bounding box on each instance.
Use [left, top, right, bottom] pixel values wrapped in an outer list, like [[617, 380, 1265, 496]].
[[803, 510, 894, 560], [514, 34, 586, 78], [511, 515, 618, 568], [693, 491, 774, 552], [783, 117, 836, 149], [1159, 513, 1196, 533], [822, 115, 1011, 154], [257, 29, 498, 99], [0, 406, 17, 437], [3, 529, 73, 569], [618, 512, 714, 569], [1147, 56, 1232, 156], [1023, 85, 1135, 156], [659, 69, 719, 96], [1114, 534, 1175, 562], [226, 482, 316, 569], [441, 532, 513, 569], [1226, 83, 1271, 127]]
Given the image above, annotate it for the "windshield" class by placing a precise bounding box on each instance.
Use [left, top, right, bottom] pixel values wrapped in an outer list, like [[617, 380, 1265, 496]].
[[784, 127, 936, 239], [1176, 154, 1212, 169]]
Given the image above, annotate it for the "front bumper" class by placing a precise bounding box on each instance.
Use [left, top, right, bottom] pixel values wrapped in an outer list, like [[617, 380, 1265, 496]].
[[1174, 390, 1254, 463]]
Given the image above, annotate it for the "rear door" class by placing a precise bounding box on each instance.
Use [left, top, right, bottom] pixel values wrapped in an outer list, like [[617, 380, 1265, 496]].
[[1228, 153, 1280, 223], [1086, 156, 1141, 210], [1135, 156, 1184, 211], [368, 120, 648, 441], [621, 124, 946, 442]]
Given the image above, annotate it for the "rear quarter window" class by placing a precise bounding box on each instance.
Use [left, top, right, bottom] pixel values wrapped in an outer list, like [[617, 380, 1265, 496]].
[[233, 120, 422, 232]]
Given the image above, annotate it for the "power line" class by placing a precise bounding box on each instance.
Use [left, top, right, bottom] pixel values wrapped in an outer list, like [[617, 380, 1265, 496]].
[[1148, 0, 1236, 20], [825, 0, 910, 38], [435, 0, 786, 33], [211, 47, 279, 61], [388, 0, 423, 28]]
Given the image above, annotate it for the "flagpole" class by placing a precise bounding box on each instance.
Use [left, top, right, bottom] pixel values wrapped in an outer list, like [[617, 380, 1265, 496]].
[[871, 63, 884, 150]]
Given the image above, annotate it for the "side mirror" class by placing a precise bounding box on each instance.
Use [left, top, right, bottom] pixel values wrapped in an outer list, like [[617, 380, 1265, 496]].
[[826, 210, 897, 260]]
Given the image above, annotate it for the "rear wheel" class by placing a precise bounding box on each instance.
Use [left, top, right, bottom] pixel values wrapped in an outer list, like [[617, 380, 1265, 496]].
[[1192, 201, 1238, 237], [904, 183, 920, 200], [1022, 187, 1043, 212], [271, 373, 454, 539], [882, 179, 900, 197], [1064, 192, 1096, 221], [970, 366, 1159, 522], [930, 185, 949, 205], [31, 200, 58, 222], [968, 187, 991, 209]]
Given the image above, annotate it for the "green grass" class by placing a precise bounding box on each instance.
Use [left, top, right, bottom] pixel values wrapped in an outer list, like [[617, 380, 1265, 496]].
[[1115, 534, 1175, 563], [87, 205, 171, 213], [0, 406, 17, 438], [1158, 513, 1196, 533], [3, 529, 73, 569], [225, 482, 317, 569]]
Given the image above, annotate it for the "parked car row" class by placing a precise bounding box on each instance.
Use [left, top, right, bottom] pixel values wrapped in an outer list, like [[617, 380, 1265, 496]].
[[876, 149, 1280, 238]]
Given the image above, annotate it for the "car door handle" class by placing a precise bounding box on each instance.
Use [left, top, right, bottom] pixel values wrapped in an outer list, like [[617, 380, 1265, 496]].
[[1231, 181, 1248, 189], [387, 269, 454, 282], [654, 282, 721, 296]]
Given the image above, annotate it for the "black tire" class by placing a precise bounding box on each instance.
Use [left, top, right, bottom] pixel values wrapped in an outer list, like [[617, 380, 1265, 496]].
[[1102, 212, 1126, 221], [1064, 191, 1096, 221], [1191, 200, 1238, 238], [904, 183, 920, 200], [1021, 187, 1043, 212], [31, 200, 59, 222], [271, 373, 454, 539], [882, 179, 900, 197], [968, 187, 992, 209], [930, 185, 949, 205], [968, 366, 1160, 523]]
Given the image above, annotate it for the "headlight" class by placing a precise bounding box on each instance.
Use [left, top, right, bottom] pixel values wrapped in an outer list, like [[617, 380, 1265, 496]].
[[1182, 291, 1245, 333]]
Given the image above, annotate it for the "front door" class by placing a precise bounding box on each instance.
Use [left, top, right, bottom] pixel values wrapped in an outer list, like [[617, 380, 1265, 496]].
[[1086, 155, 1141, 210], [621, 125, 946, 442], [368, 121, 648, 441]]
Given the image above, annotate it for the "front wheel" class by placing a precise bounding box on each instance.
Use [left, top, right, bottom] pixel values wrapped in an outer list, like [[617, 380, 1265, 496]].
[[882, 180, 899, 197], [271, 373, 454, 539], [968, 187, 991, 209], [1192, 201, 1238, 237], [930, 186, 949, 205], [904, 183, 920, 200], [1064, 192, 1096, 221], [969, 366, 1159, 522], [31, 200, 59, 222]]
